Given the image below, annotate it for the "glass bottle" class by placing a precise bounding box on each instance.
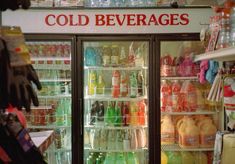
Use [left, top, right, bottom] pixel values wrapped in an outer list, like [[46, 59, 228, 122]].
[[102, 45, 111, 66], [216, 10, 231, 49], [111, 45, 119, 66], [119, 46, 127, 66], [96, 74, 105, 95]]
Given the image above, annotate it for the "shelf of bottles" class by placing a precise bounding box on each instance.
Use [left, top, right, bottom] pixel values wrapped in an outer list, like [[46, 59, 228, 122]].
[[83, 41, 149, 163], [26, 41, 72, 164], [160, 41, 218, 163]]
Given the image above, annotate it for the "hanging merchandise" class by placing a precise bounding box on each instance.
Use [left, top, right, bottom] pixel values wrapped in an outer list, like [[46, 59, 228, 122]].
[[199, 60, 209, 84], [205, 60, 219, 84], [0, 26, 42, 112], [207, 71, 223, 103]]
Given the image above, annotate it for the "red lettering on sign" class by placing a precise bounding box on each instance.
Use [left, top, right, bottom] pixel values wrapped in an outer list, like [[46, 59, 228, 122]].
[[158, 14, 169, 25], [116, 15, 125, 26], [170, 14, 180, 25], [78, 15, 89, 26], [56, 14, 68, 26], [137, 14, 147, 26], [69, 14, 78, 26], [148, 14, 158, 25], [45, 14, 56, 26], [127, 14, 136, 26], [106, 14, 115, 26], [180, 13, 189, 25], [96, 14, 105, 26]]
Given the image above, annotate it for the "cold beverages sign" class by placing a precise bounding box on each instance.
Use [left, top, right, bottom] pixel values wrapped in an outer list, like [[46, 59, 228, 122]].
[[2, 8, 212, 34], [45, 13, 189, 26]]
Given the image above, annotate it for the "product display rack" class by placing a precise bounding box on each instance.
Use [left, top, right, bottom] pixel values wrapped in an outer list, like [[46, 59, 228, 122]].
[[161, 144, 214, 152]]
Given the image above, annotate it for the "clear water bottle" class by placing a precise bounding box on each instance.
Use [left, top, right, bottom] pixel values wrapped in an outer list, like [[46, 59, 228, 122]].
[[100, 0, 112, 7]]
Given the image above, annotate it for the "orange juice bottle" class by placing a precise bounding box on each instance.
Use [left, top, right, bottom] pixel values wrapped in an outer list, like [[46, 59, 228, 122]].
[[161, 115, 175, 145], [198, 119, 217, 148], [179, 116, 199, 148]]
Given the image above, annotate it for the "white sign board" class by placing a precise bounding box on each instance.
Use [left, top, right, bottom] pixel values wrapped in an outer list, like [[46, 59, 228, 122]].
[[1, 8, 213, 34]]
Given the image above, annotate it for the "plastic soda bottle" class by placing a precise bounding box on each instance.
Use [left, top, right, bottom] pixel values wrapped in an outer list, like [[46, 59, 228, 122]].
[[130, 72, 138, 98], [137, 100, 146, 125], [96, 74, 105, 95], [88, 70, 97, 95], [120, 72, 129, 97], [112, 70, 120, 98]]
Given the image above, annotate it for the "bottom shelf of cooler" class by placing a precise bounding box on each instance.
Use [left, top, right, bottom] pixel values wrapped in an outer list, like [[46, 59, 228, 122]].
[[161, 144, 214, 152], [84, 147, 148, 153]]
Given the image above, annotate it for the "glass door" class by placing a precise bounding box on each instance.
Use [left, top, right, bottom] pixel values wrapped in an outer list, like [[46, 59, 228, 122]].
[[25, 36, 73, 164], [159, 38, 220, 164], [82, 39, 149, 163]]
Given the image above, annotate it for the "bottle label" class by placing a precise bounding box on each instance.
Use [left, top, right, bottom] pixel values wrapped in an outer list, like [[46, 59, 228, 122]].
[[161, 132, 175, 144], [103, 55, 110, 65], [112, 77, 120, 86], [111, 56, 119, 65], [120, 83, 128, 93], [200, 134, 215, 147], [180, 135, 199, 147]]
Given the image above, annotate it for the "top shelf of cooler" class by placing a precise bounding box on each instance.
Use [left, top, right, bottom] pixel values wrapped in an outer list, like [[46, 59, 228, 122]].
[[31, 57, 71, 61], [84, 66, 148, 71], [194, 47, 235, 62], [161, 76, 198, 80]]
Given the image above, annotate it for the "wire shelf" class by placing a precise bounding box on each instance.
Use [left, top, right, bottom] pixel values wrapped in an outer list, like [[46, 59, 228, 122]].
[[84, 66, 148, 71], [161, 144, 214, 152], [84, 147, 148, 153], [84, 125, 147, 130]]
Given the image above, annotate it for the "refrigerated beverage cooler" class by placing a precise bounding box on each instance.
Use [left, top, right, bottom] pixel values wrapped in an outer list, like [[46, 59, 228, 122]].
[[157, 34, 222, 164], [24, 35, 75, 164], [80, 37, 152, 164]]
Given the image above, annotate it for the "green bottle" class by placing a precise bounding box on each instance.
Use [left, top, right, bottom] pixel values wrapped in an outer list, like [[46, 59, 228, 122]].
[[116, 153, 127, 164], [56, 100, 65, 126], [114, 102, 122, 126], [127, 152, 139, 164], [130, 72, 138, 98]]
